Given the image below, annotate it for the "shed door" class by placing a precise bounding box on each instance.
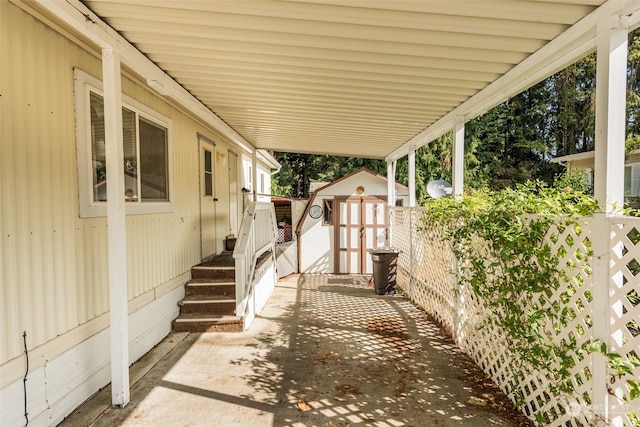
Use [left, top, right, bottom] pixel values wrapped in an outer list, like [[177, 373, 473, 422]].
[[335, 196, 388, 274]]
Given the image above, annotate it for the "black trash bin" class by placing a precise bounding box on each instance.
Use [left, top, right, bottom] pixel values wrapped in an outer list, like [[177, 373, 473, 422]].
[[369, 247, 400, 295]]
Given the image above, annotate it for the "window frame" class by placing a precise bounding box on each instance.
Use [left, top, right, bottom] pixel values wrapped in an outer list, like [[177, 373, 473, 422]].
[[203, 148, 213, 197], [74, 69, 173, 217], [322, 199, 334, 225]]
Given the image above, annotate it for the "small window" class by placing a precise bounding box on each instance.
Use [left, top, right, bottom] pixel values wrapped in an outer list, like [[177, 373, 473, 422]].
[[75, 69, 172, 217], [204, 149, 213, 196], [323, 199, 333, 225], [395, 199, 404, 207]]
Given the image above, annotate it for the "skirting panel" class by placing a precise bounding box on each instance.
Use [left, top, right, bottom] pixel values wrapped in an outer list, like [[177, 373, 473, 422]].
[[0, 285, 184, 427]]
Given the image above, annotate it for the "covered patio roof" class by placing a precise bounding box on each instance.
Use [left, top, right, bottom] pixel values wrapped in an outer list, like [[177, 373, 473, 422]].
[[35, 0, 640, 161]]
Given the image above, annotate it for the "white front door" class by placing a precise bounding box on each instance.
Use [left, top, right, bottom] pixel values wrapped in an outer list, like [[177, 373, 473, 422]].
[[199, 136, 216, 259], [335, 196, 388, 274], [228, 150, 240, 236]]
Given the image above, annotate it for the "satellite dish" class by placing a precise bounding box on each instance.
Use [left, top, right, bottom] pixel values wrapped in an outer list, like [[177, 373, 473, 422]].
[[426, 180, 453, 198]]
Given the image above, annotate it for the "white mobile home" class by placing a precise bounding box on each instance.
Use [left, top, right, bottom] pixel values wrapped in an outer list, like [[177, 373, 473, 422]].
[[4, 1, 640, 426], [552, 149, 640, 198], [296, 168, 409, 274], [0, 2, 278, 425]]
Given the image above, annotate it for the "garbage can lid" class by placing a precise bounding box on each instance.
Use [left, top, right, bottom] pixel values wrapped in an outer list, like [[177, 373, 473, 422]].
[[368, 247, 400, 254]]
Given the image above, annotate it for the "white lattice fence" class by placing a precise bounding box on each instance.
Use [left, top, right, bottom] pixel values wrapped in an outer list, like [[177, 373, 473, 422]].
[[541, 218, 595, 426], [391, 208, 457, 329], [391, 208, 412, 299], [390, 207, 640, 426], [607, 217, 640, 426]]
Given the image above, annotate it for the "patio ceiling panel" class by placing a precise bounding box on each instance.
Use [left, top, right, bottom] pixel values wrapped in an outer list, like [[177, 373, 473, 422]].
[[81, 0, 611, 159]]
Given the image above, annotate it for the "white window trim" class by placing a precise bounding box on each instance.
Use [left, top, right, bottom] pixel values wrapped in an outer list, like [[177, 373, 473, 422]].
[[74, 68, 173, 217]]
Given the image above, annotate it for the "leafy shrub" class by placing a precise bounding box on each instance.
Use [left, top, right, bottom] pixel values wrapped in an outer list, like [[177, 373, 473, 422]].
[[420, 181, 638, 424]]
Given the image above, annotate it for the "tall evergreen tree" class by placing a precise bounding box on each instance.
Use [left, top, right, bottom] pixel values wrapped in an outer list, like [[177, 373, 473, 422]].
[[550, 55, 597, 156]]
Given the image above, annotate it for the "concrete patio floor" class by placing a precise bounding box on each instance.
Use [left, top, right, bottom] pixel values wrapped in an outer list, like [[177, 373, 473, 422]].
[[59, 274, 529, 427]]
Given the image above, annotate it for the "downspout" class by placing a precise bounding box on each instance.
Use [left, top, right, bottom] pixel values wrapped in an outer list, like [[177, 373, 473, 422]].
[[270, 163, 282, 176], [257, 149, 282, 176]]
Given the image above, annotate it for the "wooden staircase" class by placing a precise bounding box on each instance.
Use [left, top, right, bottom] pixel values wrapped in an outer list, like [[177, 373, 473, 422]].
[[173, 252, 243, 333]]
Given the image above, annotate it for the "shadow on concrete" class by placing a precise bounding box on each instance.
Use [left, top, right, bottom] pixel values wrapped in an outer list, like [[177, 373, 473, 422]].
[[59, 274, 530, 427], [234, 274, 526, 426]]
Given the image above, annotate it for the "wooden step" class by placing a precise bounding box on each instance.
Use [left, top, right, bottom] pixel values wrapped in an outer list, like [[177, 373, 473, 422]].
[[173, 256, 241, 333], [173, 314, 243, 333], [185, 281, 235, 298], [178, 298, 236, 315], [191, 266, 235, 281]]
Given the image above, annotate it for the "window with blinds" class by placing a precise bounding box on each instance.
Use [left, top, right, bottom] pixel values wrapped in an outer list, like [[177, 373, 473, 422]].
[[75, 68, 172, 217]]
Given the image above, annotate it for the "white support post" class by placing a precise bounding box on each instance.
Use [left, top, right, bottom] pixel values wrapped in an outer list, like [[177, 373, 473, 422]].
[[408, 148, 416, 207], [594, 16, 628, 212], [103, 48, 130, 408], [452, 118, 466, 340], [387, 160, 397, 246], [592, 15, 628, 423], [407, 149, 417, 298], [386, 160, 396, 207], [453, 117, 465, 197]]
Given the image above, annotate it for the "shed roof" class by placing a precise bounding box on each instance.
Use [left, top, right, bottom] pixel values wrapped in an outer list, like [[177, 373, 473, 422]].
[[311, 167, 409, 195]]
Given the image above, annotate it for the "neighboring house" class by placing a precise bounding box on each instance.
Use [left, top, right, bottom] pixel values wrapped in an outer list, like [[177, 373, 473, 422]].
[[552, 150, 640, 197], [0, 3, 278, 426], [296, 168, 409, 274]]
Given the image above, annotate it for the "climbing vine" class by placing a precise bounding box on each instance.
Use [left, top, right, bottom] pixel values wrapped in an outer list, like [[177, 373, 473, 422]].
[[421, 181, 640, 425]]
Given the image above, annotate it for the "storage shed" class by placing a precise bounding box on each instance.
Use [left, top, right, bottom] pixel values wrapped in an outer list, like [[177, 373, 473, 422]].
[[297, 168, 409, 274]]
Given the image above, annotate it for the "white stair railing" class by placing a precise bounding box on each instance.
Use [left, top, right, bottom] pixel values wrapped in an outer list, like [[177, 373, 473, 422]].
[[233, 201, 278, 329]]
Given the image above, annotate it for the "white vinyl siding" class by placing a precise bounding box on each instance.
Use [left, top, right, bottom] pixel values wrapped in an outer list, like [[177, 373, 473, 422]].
[[1, 3, 207, 387]]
